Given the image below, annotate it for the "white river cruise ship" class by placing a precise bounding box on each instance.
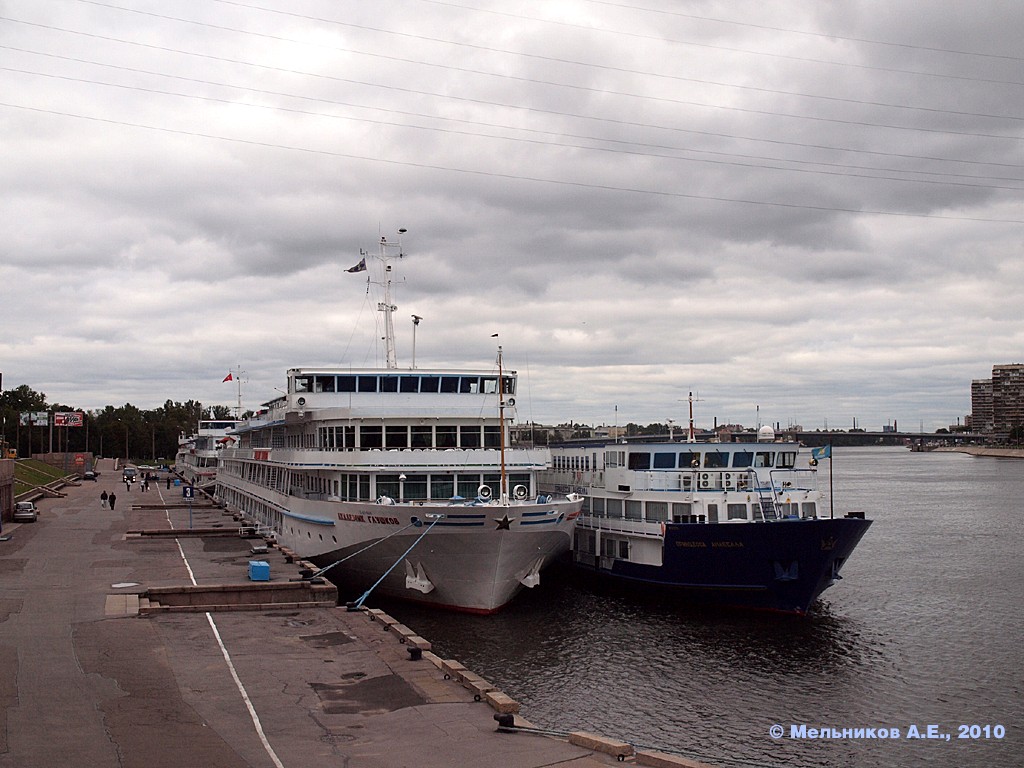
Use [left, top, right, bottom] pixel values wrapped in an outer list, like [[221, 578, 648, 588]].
[[216, 234, 582, 612]]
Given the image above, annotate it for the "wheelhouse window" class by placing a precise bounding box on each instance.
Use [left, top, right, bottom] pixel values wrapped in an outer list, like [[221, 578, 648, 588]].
[[380, 376, 399, 393], [704, 452, 728, 468], [482, 377, 498, 394], [778, 452, 797, 468], [314, 375, 336, 392], [419, 376, 440, 393], [653, 452, 675, 469], [459, 376, 480, 394], [440, 376, 460, 393], [678, 451, 700, 468], [400, 377, 419, 393], [358, 376, 378, 393], [337, 375, 357, 392], [628, 452, 651, 470], [754, 452, 774, 467], [732, 451, 754, 468], [294, 376, 313, 393], [483, 426, 501, 448]]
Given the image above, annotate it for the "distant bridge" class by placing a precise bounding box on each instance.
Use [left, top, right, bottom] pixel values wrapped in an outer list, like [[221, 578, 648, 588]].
[[773, 430, 1003, 446]]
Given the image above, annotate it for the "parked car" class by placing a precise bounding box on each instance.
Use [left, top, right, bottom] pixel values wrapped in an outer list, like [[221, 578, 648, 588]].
[[83, 471, 98, 481], [14, 501, 38, 523]]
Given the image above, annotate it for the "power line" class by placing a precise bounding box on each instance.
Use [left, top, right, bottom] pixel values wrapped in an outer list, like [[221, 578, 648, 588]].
[[201, 0, 1024, 122], [4, 17, 1020, 172], [7, 12, 1023, 144], [580, 0, 1024, 63], [6, 64, 1022, 192], [415, 0, 1024, 84], [2, 100, 1021, 224]]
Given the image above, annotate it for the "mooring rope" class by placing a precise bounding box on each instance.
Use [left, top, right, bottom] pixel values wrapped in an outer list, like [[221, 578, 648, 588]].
[[352, 515, 443, 608], [305, 519, 422, 580]]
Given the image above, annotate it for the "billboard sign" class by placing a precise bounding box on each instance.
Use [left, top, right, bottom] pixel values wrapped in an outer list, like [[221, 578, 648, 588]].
[[20, 411, 50, 426], [54, 411, 84, 427]]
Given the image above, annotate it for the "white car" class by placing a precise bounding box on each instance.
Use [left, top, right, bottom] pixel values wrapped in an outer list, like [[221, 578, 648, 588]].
[[13, 501, 38, 523]]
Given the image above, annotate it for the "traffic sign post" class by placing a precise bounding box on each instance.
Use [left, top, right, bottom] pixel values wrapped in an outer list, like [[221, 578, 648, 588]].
[[183, 485, 195, 529]]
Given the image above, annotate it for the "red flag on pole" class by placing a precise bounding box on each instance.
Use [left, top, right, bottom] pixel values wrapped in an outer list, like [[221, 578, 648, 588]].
[[223, 373, 233, 382]]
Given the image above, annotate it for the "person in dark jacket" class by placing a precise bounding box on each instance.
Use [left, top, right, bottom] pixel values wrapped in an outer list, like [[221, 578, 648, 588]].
[[108, 492, 117, 511]]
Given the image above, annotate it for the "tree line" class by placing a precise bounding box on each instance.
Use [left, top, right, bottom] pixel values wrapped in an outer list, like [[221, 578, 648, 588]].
[[0, 384, 234, 461]]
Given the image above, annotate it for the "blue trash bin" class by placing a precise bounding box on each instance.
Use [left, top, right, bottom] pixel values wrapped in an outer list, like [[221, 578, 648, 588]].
[[248, 560, 270, 581]]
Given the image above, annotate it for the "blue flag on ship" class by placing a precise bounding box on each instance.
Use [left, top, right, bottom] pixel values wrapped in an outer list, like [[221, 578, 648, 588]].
[[811, 445, 832, 461], [346, 257, 367, 273]]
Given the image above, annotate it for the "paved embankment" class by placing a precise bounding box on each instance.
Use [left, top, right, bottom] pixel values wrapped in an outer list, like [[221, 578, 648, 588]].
[[933, 446, 1024, 459], [0, 465, 711, 768]]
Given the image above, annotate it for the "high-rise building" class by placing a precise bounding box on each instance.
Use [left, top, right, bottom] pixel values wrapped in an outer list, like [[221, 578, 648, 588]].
[[991, 364, 1024, 434], [971, 378, 993, 433]]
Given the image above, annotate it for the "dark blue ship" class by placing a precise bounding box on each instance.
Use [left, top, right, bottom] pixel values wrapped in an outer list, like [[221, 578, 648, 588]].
[[541, 430, 871, 614]]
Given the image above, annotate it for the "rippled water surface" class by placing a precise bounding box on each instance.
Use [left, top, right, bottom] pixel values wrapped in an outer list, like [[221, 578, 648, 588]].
[[378, 448, 1024, 768]]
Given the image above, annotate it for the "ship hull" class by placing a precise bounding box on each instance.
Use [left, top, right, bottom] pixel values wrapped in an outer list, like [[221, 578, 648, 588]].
[[219, 477, 581, 613], [571, 516, 872, 614], [309, 524, 573, 613]]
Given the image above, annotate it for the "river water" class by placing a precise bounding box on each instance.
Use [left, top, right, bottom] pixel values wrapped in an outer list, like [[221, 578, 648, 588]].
[[377, 447, 1024, 768]]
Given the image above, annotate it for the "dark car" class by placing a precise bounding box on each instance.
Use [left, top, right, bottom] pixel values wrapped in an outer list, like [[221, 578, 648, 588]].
[[83, 471, 98, 481]]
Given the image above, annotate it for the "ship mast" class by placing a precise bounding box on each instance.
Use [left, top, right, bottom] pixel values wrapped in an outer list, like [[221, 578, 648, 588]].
[[372, 230, 406, 369], [229, 365, 245, 419], [497, 344, 508, 505], [687, 391, 696, 443]]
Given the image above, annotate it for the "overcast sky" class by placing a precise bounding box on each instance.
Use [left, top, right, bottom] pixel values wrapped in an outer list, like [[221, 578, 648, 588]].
[[2, 1, 1022, 432]]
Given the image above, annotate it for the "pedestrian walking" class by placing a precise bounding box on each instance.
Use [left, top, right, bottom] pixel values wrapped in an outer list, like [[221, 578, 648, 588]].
[[166, 476, 171, 490], [100, 490, 108, 509], [108, 492, 117, 511]]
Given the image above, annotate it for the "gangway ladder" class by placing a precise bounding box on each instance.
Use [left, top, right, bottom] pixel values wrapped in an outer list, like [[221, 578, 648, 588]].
[[746, 469, 779, 521]]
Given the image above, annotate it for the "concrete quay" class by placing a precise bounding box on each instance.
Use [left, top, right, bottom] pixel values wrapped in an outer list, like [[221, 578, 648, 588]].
[[0, 465, 712, 768]]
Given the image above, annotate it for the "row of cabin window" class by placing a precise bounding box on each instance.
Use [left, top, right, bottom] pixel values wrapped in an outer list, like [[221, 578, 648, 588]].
[[611, 450, 797, 470], [226, 458, 528, 502], [585, 497, 816, 522], [554, 451, 798, 472], [293, 374, 515, 395], [317, 424, 502, 450]]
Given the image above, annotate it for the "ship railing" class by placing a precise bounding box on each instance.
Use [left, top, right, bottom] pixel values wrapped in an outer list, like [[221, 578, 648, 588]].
[[577, 516, 663, 538]]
